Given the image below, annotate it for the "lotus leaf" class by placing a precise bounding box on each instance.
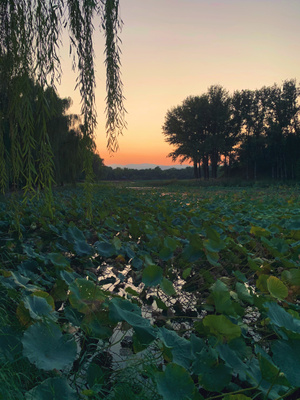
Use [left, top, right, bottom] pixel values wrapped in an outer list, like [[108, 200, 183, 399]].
[[22, 322, 77, 371]]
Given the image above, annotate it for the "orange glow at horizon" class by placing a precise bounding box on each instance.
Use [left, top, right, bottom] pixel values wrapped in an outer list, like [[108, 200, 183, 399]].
[[57, 0, 300, 167]]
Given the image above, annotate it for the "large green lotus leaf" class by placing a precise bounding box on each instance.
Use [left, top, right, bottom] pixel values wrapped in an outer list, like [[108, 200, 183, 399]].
[[22, 322, 77, 371], [282, 269, 300, 286], [205, 250, 221, 267], [2, 271, 38, 291], [281, 258, 299, 269], [160, 277, 176, 296], [142, 264, 163, 287], [131, 257, 143, 270], [81, 311, 114, 339], [60, 270, 80, 285], [18, 291, 56, 326], [155, 363, 195, 400], [32, 291, 55, 308], [267, 276, 288, 300], [155, 297, 168, 310], [255, 346, 290, 386], [182, 267, 192, 280], [159, 246, 173, 261], [69, 278, 106, 314], [109, 298, 157, 344], [50, 279, 68, 302], [164, 236, 178, 251], [256, 274, 269, 292], [223, 395, 252, 400], [286, 219, 300, 230], [198, 362, 232, 392], [236, 282, 254, 305], [233, 270, 247, 283], [203, 238, 224, 253], [203, 315, 241, 341], [228, 337, 252, 359], [124, 244, 135, 259], [112, 236, 122, 250], [23, 295, 56, 321], [17, 301, 32, 326], [247, 257, 260, 271], [182, 235, 204, 262], [250, 225, 269, 237], [270, 238, 289, 254], [245, 357, 285, 399], [264, 302, 300, 334], [17, 259, 40, 281], [261, 237, 282, 258], [272, 339, 300, 387], [191, 217, 202, 228], [109, 297, 141, 321], [73, 240, 93, 256], [94, 241, 116, 257], [217, 343, 247, 381], [192, 345, 218, 374], [210, 280, 235, 315], [190, 333, 205, 356], [25, 377, 77, 400], [204, 227, 226, 252], [66, 225, 86, 241], [159, 327, 192, 369], [105, 217, 120, 231], [87, 363, 105, 388], [48, 253, 70, 268], [63, 306, 84, 327], [125, 287, 139, 297]]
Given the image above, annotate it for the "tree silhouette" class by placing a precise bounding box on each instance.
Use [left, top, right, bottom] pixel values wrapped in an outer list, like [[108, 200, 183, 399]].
[[163, 80, 300, 180], [163, 86, 232, 179]]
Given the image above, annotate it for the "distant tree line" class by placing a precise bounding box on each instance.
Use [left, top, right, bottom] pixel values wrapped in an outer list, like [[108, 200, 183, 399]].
[[96, 166, 194, 181], [163, 80, 300, 180]]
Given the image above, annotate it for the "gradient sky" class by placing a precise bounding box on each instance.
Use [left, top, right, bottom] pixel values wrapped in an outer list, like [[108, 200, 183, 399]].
[[57, 0, 300, 166]]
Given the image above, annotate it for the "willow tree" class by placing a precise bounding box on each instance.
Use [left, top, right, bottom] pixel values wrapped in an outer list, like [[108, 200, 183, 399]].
[[0, 0, 125, 209]]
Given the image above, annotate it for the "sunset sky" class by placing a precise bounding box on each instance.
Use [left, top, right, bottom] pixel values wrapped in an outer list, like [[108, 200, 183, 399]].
[[58, 0, 300, 167]]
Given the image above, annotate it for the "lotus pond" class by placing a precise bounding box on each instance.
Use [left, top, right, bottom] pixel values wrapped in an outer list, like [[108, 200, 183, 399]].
[[1, 183, 300, 399]]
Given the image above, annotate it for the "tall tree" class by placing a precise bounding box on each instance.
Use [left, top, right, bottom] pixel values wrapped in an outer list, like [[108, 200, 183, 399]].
[[163, 87, 232, 179], [206, 85, 231, 178], [264, 80, 300, 179], [0, 0, 125, 201], [163, 95, 210, 179]]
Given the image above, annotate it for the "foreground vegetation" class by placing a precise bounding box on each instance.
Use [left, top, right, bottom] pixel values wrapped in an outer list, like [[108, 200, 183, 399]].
[[0, 183, 300, 399]]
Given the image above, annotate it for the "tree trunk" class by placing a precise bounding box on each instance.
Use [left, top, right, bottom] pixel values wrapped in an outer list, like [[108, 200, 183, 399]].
[[210, 151, 218, 179], [193, 160, 199, 179], [224, 154, 227, 177], [198, 161, 202, 179], [203, 155, 209, 180]]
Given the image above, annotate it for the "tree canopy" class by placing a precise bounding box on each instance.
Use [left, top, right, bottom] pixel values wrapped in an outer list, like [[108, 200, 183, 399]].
[[0, 0, 125, 200], [163, 80, 300, 180]]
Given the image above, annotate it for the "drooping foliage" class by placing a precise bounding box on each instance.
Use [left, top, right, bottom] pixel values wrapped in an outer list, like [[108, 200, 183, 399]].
[[163, 80, 300, 180], [0, 74, 101, 189], [0, 0, 125, 200]]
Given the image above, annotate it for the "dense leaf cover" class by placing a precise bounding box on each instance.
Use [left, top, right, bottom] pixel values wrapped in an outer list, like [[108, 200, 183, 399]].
[[0, 184, 300, 399]]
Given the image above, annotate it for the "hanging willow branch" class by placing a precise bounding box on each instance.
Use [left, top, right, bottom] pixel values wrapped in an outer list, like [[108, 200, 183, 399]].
[[102, 0, 127, 152], [0, 0, 125, 199]]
